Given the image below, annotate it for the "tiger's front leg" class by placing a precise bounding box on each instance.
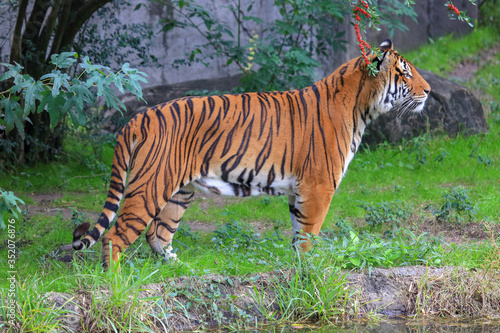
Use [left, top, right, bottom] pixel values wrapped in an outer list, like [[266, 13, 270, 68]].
[[289, 184, 334, 250]]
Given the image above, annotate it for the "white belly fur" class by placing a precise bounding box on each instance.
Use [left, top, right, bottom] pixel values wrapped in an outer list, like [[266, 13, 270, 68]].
[[191, 172, 295, 197]]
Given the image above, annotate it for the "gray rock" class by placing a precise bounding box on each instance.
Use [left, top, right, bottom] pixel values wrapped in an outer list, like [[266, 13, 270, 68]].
[[364, 69, 488, 145], [46, 292, 82, 332]]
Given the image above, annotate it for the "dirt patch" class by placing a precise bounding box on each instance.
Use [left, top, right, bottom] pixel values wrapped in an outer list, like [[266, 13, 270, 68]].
[[25, 191, 276, 234], [449, 43, 500, 83], [25, 192, 100, 221], [413, 217, 500, 245]]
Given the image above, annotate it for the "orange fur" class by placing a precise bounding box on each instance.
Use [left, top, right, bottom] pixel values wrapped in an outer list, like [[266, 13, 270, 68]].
[[73, 40, 430, 266]]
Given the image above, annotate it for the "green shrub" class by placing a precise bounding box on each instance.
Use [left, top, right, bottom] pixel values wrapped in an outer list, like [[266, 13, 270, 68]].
[[322, 229, 443, 270], [428, 186, 477, 224], [211, 219, 262, 252], [0, 53, 146, 139], [358, 200, 412, 229]]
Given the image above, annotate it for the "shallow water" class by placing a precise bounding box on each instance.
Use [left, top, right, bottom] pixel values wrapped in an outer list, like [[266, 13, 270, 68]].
[[265, 318, 500, 332]]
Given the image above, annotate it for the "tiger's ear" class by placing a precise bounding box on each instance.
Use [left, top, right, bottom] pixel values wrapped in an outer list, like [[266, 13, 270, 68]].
[[379, 39, 393, 52], [372, 39, 393, 71]]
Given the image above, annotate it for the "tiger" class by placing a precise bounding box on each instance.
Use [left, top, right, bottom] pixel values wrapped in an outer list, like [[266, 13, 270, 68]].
[[72, 39, 430, 266]]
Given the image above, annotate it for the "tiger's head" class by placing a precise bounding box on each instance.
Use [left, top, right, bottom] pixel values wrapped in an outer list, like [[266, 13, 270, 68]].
[[370, 39, 431, 117]]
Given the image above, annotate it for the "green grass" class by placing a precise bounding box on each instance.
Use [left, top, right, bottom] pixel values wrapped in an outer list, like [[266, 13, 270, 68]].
[[0, 137, 114, 194], [404, 26, 500, 76]]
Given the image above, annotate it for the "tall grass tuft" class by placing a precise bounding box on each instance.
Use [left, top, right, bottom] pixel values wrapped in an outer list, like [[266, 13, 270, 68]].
[[77, 255, 162, 332], [261, 251, 350, 324], [0, 276, 71, 332]]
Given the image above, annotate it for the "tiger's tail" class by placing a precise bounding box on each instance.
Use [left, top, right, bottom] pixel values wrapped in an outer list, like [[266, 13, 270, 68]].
[[72, 124, 134, 251]]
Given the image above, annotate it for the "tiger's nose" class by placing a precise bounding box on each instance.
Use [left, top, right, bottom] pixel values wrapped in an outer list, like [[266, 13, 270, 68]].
[[423, 89, 430, 95]]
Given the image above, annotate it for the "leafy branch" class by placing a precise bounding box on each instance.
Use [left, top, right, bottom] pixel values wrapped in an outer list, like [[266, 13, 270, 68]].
[[0, 52, 147, 138], [163, 0, 348, 92]]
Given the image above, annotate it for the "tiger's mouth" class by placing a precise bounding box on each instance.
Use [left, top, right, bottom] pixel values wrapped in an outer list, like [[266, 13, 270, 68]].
[[391, 95, 427, 117]]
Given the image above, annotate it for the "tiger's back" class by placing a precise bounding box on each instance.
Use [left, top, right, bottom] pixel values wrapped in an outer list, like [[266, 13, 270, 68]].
[[72, 39, 430, 265]]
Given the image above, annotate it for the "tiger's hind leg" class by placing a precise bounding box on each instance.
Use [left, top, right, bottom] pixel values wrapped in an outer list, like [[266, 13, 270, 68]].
[[101, 195, 161, 266], [289, 185, 334, 251], [146, 188, 194, 262]]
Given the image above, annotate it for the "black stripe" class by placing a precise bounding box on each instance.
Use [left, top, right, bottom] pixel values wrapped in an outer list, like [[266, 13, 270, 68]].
[[80, 238, 90, 249], [97, 213, 110, 229], [237, 168, 247, 184], [201, 131, 225, 176], [221, 117, 254, 181], [286, 94, 296, 172], [104, 201, 119, 213], [255, 118, 273, 174], [353, 57, 363, 70], [339, 65, 348, 86], [280, 145, 287, 179], [312, 84, 331, 183], [169, 199, 189, 209], [298, 90, 308, 126], [288, 204, 305, 218], [257, 93, 270, 140], [88, 228, 100, 241], [207, 96, 216, 118], [221, 112, 241, 158], [266, 165, 276, 188], [158, 222, 177, 234], [199, 110, 221, 153], [220, 95, 231, 118], [106, 190, 120, 202]]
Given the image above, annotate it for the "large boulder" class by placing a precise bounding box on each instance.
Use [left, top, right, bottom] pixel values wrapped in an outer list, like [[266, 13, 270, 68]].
[[363, 69, 488, 145]]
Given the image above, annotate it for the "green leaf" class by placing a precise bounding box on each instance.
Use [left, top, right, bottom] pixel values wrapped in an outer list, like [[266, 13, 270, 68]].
[[70, 81, 94, 112], [349, 257, 361, 267], [0, 96, 22, 131], [50, 52, 78, 68], [113, 74, 124, 93], [67, 106, 86, 127], [79, 57, 108, 76], [22, 80, 45, 116], [44, 94, 66, 127], [40, 71, 71, 97], [0, 62, 23, 82], [103, 88, 126, 112]]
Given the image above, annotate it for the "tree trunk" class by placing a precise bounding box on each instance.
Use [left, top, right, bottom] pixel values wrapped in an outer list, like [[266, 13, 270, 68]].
[[3, 0, 113, 166]]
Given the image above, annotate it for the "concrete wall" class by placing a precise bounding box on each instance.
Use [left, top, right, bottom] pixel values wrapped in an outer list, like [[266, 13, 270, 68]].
[[108, 0, 476, 88], [1, 1, 477, 88]]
